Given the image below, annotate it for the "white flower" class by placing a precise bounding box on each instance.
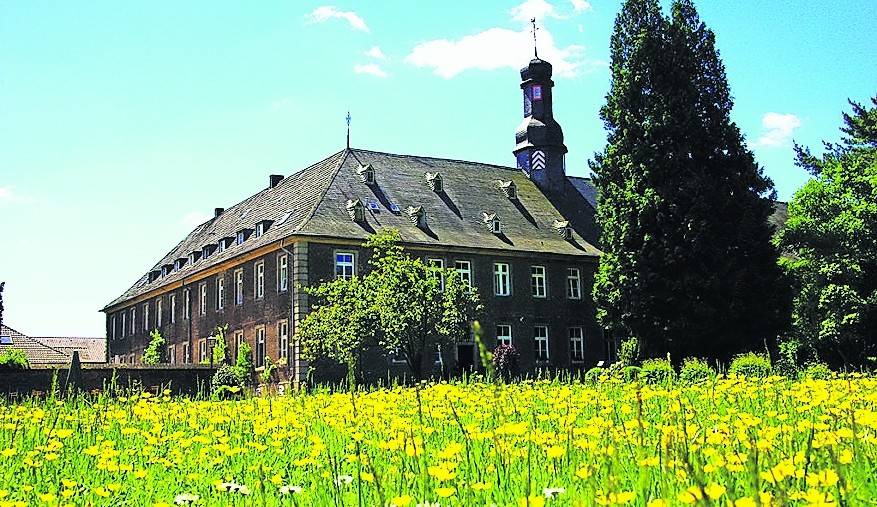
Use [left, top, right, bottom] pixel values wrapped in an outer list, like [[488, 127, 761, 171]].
[[217, 482, 250, 495], [174, 493, 199, 505], [279, 485, 303, 495], [543, 487, 566, 498], [335, 474, 354, 486]]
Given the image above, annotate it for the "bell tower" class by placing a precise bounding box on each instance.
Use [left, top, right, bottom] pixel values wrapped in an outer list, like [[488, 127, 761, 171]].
[[513, 57, 568, 194]]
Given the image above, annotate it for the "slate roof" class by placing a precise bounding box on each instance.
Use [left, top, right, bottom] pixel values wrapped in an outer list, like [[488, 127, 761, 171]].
[[0, 325, 105, 364], [105, 148, 601, 310]]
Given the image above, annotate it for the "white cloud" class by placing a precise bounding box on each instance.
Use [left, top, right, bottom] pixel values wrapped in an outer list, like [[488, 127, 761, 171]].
[[571, 0, 592, 12], [354, 63, 388, 78], [756, 112, 801, 147], [0, 186, 31, 205], [365, 46, 386, 60], [181, 211, 212, 228], [510, 0, 563, 22], [0, 187, 11, 200], [270, 97, 293, 111], [307, 6, 369, 32]]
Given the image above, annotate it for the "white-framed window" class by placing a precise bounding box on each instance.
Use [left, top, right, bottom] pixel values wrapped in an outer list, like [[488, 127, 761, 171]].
[[566, 268, 582, 299], [170, 294, 176, 324], [216, 276, 225, 310], [491, 218, 502, 234], [335, 251, 355, 280], [129, 353, 135, 364], [167, 344, 176, 365], [199, 338, 207, 363], [256, 222, 265, 238], [569, 327, 584, 363], [235, 331, 244, 363], [199, 283, 208, 316], [121, 312, 126, 338], [183, 342, 191, 363], [111, 315, 116, 340], [278, 254, 288, 292], [255, 261, 265, 299], [496, 324, 512, 347], [278, 320, 289, 361], [143, 303, 149, 331], [156, 298, 163, 327], [494, 263, 511, 296], [236, 231, 245, 245], [217, 240, 226, 253], [130, 308, 136, 335], [234, 269, 244, 305], [255, 326, 266, 368], [184, 289, 191, 320], [531, 265, 547, 298], [428, 258, 445, 291], [454, 260, 472, 288], [535, 325, 549, 361]]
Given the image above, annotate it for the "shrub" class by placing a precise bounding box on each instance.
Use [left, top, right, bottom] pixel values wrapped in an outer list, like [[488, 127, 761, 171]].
[[774, 338, 802, 377], [0, 348, 29, 369], [212, 325, 229, 366], [618, 338, 640, 367], [679, 358, 715, 384], [584, 367, 604, 384], [234, 343, 254, 386], [621, 365, 641, 382], [729, 352, 772, 378], [803, 362, 833, 380], [492, 344, 520, 381], [640, 359, 675, 384], [142, 330, 166, 365], [211, 364, 244, 398]]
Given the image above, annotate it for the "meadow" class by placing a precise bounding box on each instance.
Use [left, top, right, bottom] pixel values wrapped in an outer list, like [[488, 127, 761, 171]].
[[0, 375, 875, 506]]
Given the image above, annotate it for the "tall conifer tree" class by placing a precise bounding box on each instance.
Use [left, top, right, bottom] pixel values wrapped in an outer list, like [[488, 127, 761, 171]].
[[592, 0, 788, 360]]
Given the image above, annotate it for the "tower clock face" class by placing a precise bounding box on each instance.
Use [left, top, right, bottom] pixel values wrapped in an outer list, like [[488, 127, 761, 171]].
[[532, 85, 543, 101]]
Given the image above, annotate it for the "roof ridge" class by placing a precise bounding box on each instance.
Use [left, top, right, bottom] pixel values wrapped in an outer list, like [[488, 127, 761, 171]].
[[294, 149, 351, 233], [350, 148, 520, 172], [24, 335, 71, 357]]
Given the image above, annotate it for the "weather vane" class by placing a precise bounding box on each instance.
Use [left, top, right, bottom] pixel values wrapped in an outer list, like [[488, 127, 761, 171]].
[[531, 18, 539, 58], [346, 111, 351, 149]]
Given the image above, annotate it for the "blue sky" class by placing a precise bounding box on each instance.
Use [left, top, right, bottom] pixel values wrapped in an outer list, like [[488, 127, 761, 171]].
[[1, 0, 874, 337]]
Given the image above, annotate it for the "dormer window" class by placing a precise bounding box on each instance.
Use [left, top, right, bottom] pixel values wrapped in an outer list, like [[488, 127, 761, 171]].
[[189, 251, 201, 265], [255, 220, 271, 238], [161, 264, 173, 277], [357, 164, 375, 184], [235, 229, 252, 245], [406, 206, 427, 229], [217, 240, 226, 253], [499, 180, 517, 200], [346, 199, 365, 223], [425, 172, 443, 192], [553, 219, 572, 240], [174, 258, 187, 272], [483, 212, 502, 234], [202, 245, 215, 259], [148, 270, 161, 283]]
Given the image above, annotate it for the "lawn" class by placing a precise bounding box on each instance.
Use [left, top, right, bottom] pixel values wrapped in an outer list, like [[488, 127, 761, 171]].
[[0, 375, 874, 506]]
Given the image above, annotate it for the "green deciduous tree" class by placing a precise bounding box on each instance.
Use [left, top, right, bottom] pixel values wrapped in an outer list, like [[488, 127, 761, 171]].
[[591, 0, 787, 361], [776, 96, 877, 367], [142, 330, 166, 365], [297, 229, 482, 382]]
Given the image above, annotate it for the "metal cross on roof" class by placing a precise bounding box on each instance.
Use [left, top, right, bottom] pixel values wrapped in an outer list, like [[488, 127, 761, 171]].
[[346, 111, 351, 149], [531, 18, 539, 58]]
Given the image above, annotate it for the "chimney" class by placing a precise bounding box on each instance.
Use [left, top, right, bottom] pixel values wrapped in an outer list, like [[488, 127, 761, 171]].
[[214, 207, 224, 217], [269, 174, 284, 188]]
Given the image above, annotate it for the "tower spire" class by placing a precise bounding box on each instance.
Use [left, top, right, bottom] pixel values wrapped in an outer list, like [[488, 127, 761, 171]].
[[346, 111, 351, 149], [531, 18, 539, 58]]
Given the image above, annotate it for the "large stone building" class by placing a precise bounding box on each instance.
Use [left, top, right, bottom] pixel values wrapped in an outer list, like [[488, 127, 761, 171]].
[[102, 57, 607, 380]]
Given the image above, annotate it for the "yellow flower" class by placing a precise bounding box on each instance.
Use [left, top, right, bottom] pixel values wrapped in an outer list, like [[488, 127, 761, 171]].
[[647, 500, 667, 507], [471, 482, 492, 491], [546, 445, 565, 459], [37, 493, 56, 503], [704, 483, 726, 500], [734, 497, 757, 507], [390, 495, 412, 507], [575, 466, 592, 479], [134, 470, 148, 479], [678, 486, 703, 504], [435, 487, 456, 498], [519, 495, 546, 507], [838, 449, 853, 464]]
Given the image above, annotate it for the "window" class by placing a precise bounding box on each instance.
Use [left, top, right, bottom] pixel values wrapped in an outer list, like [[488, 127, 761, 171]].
[[203, 246, 212, 259], [491, 218, 502, 234], [256, 222, 265, 238], [199, 339, 207, 363], [143, 303, 149, 331], [335, 252, 355, 280], [184, 289, 191, 320], [428, 258, 445, 291], [217, 240, 226, 253], [129, 354, 135, 364], [217, 277, 225, 310], [189, 253, 197, 265], [569, 327, 584, 363], [255, 327, 266, 368], [170, 294, 176, 324], [156, 298, 163, 327], [496, 324, 512, 347], [183, 342, 191, 363], [531, 266, 547, 298], [278, 320, 289, 361], [494, 263, 511, 296], [199, 283, 208, 316], [121, 312, 126, 338], [235, 331, 244, 363], [278, 254, 288, 292], [567, 268, 582, 299], [455, 260, 472, 288], [235, 269, 244, 305], [535, 326, 549, 361], [167, 345, 176, 365], [236, 231, 245, 245], [255, 261, 265, 298], [130, 308, 136, 335]]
